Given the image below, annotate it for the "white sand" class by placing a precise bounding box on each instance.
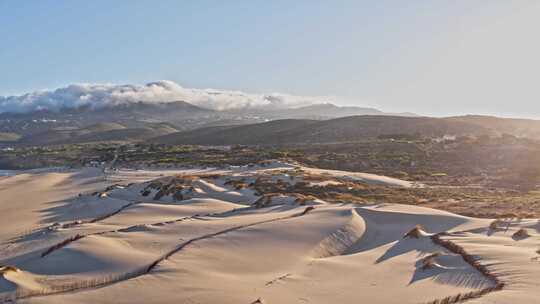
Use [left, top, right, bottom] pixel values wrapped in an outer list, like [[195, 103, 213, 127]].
[[0, 165, 536, 303]]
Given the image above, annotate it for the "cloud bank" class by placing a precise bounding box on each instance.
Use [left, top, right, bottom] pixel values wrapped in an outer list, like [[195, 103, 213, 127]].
[[0, 81, 331, 113]]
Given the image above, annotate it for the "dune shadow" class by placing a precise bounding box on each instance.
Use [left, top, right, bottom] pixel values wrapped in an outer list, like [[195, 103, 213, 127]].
[[37, 195, 130, 226], [466, 227, 502, 236], [4, 226, 55, 245], [13, 245, 142, 276], [37, 198, 90, 225], [409, 264, 494, 289], [343, 207, 469, 259], [528, 220, 540, 234], [0, 275, 17, 293], [49, 168, 106, 188], [375, 238, 434, 264]]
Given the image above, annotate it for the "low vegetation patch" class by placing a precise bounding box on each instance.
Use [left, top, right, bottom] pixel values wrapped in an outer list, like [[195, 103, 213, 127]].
[[403, 225, 426, 239], [0, 265, 19, 274], [512, 228, 530, 239]]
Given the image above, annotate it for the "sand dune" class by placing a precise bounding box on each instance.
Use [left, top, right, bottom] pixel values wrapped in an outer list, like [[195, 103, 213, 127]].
[[0, 164, 537, 303]]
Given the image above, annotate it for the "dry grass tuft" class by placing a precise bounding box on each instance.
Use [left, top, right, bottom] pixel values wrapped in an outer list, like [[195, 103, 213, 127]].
[[254, 192, 319, 208], [421, 252, 442, 270], [142, 176, 197, 201], [294, 194, 318, 205], [224, 178, 248, 190], [300, 206, 315, 215], [253, 194, 275, 208], [403, 224, 426, 239], [421, 257, 437, 271], [489, 219, 502, 230], [0, 265, 19, 274], [513, 228, 530, 239]]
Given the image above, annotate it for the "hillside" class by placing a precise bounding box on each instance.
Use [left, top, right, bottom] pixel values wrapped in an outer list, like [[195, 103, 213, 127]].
[[0, 101, 418, 146], [152, 115, 492, 145], [18, 122, 178, 146], [446, 115, 540, 138], [0, 101, 216, 138], [226, 103, 417, 120], [6, 101, 540, 147]]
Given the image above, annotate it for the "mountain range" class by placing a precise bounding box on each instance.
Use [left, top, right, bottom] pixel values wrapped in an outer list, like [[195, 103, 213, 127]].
[[152, 115, 490, 145], [1, 100, 540, 146], [0, 101, 416, 146]]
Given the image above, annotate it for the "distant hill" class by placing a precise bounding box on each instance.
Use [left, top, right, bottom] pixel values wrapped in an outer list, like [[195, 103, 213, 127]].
[[152, 115, 492, 145], [0, 101, 217, 137], [0, 101, 417, 146], [227, 103, 417, 120], [0, 101, 222, 146], [446, 115, 540, 139], [6, 100, 540, 147], [18, 122, 178, 146], [154, 119, 315, 145]]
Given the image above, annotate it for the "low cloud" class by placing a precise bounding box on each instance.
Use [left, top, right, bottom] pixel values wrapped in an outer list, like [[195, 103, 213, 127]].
[[0, 80, 331, 113]]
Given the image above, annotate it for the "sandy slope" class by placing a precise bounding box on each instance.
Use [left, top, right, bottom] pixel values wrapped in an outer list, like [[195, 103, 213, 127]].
[[0, 168, 111, 242], [0, 164, 536, 303], [302, 167, 418, 187]]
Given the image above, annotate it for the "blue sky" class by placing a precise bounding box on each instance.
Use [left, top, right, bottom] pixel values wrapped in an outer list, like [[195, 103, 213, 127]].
[[1, 1, 540, 117]]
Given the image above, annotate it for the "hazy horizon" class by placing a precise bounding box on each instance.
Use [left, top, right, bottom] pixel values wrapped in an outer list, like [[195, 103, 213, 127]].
[[2, 1, 540, 118]]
